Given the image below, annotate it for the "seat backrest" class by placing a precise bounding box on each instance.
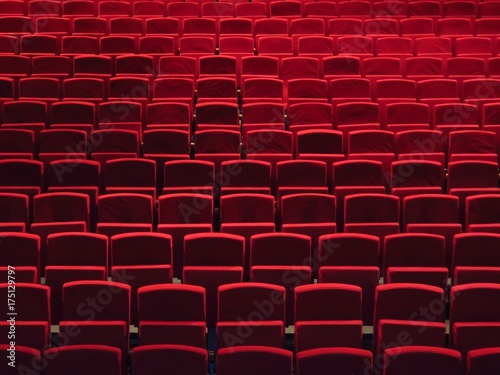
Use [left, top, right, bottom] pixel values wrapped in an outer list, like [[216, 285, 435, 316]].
[[345, 193, 399, 223], [0, 283, 50, 321], [218, 282, 286, 322], [138, 284, 205, 322], [220, 193, 275, 223], [97, 193, 153, 223], [295, 283, 362, 322], [158, 193, 213, 224], [217, 346, 293, 375]]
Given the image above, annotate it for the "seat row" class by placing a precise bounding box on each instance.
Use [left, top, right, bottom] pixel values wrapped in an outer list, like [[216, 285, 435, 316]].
[[3, 344, 500, 375], [3, 15, 500, 37], [5, 51, 500, 77], [3, 33, 500, 58], [1, 279, 499, 332], [2, 100, 500, 139], [1, 75, 499, 110], [1, 156, 500, 203], [2, 1, 500, 21], [2, 170, 500, 209], [3, 56, 500, 89], [2, 125, 500, 165], [1, 130, 500, 190], [2, 128, 497, 162], [3, 228, 500, 289], [3, 161, 498, 272], [1, 190, 499, 277], [1, 282, 500, 369]]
